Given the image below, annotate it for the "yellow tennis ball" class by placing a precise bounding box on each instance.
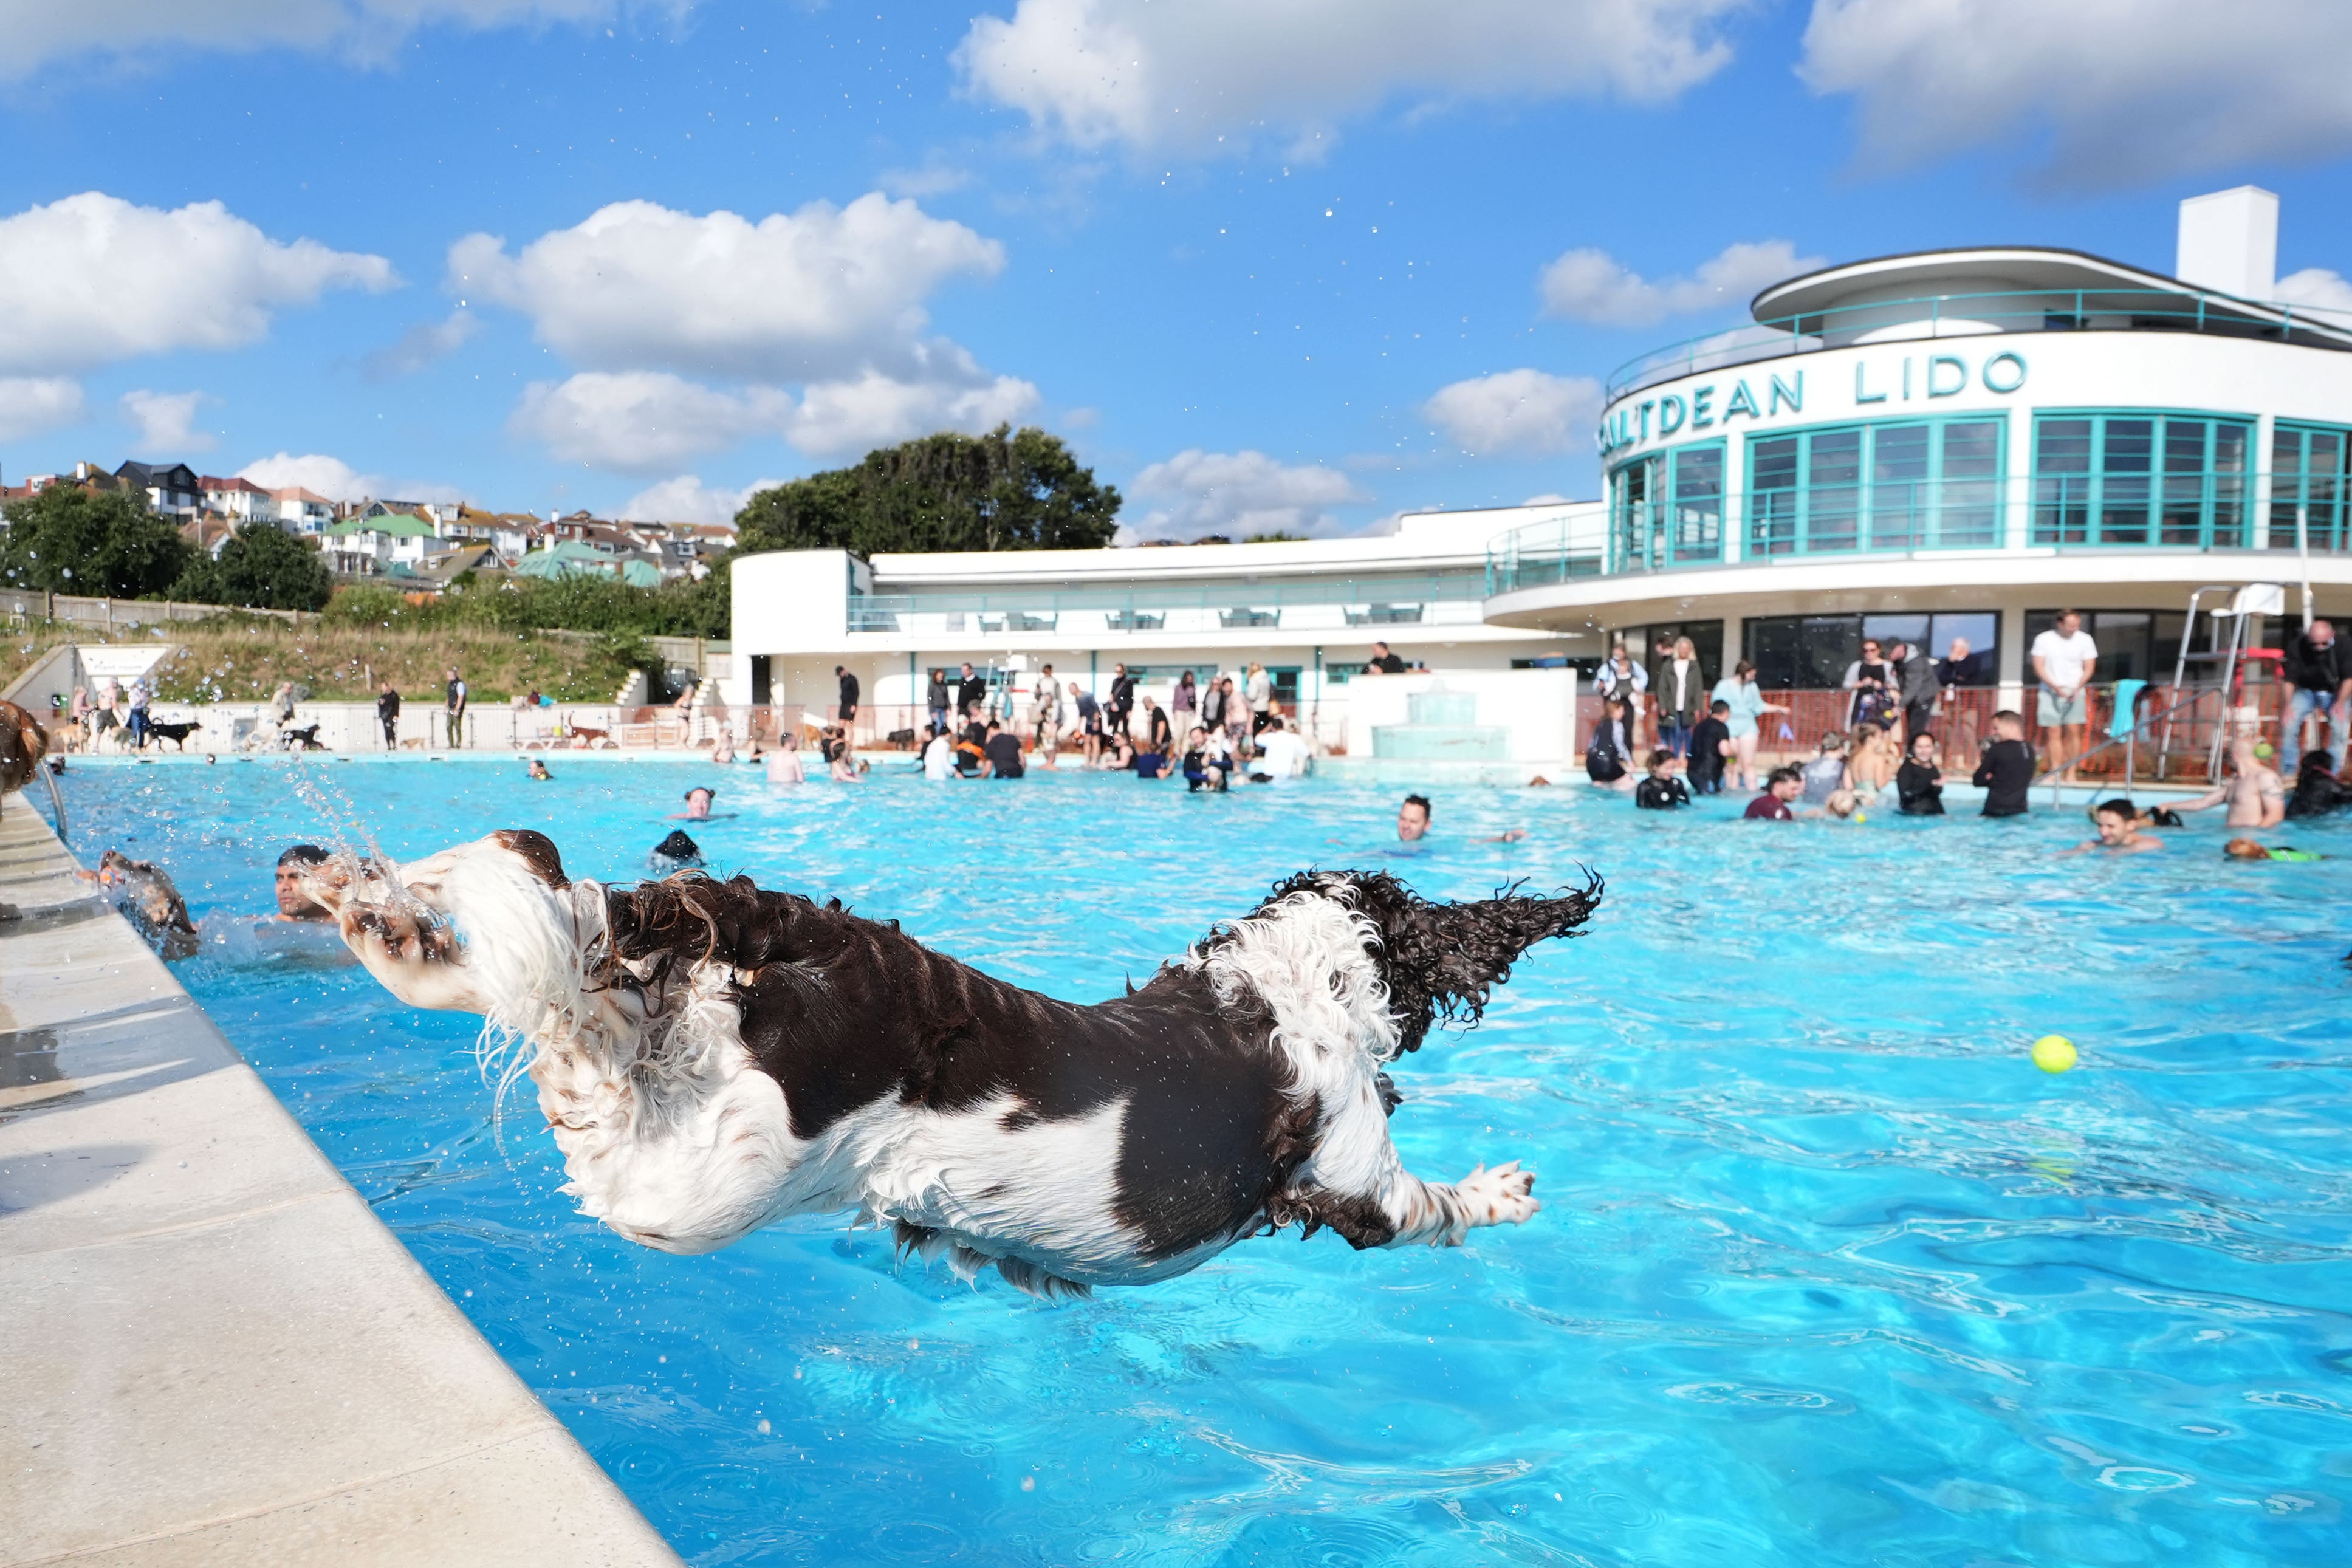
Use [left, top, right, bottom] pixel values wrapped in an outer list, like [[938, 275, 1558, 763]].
[[1854, 812, 1868, 823], [2031, 1034, 2077, 1074]]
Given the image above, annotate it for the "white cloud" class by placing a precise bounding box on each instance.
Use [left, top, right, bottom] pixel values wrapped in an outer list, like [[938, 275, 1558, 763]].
[[0, 0, 639, 80], [451, 195, 1006, 382], [0, 193, 394, 377], [1423, 369, 1604, 457], [237, 451, 465, 504], [786, 355, 1040, 459], [0, 378, 86, 441], [1800, 0, 2352, 188], [618, 474, 783, 527], [363, 309, 480, 378], [120, 389, 214, 453], [2277, 267, 2352, 320], [1540, 239, 1820, 327], [955, 0, 1747, 156], [1123, 448, 1368, 541], [509, 372, 794, 473]]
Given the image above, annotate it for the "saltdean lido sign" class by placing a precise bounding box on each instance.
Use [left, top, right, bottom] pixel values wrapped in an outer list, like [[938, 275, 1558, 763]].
[[1596, 349, 2029, 457]]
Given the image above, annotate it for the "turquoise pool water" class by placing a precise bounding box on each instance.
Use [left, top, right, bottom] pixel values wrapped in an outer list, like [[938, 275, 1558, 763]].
[[48, 758, 2352, 1566]]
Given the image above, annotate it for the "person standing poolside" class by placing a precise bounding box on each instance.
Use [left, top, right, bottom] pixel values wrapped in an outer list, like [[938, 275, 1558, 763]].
[[444, 666, 467, 748], [1891, 640, 1939, 742], [2032, 609, 2099, 782], [1074, 681, 1103, 767], [1199, 674, 1228, 738], [126, 676, 153, 750], [925, 668, 951, 736], [1105, 662, 1136, 741], [1652, 636, 1706, 759], [1744, 767, 1802, 820], [835, 665, 859, 726], [1842, 638, 1897, 732], [1710, 660, 1781, 792], [1172, 669, 1198, 728], [1140, 695, 1174, 759], [1032, 665, 1063, 758], [1246, 663, 1274, 733], [1973, 710, 2035, 818], [956, 662, 987, 724], [2181, 732, 2286, 828], [2281, 618, 2352, 773], [1219, 676, 1252, 759], [1896, 732, 1945, 815], [375, 679, 400, 750], [1686, 700, 1732, 794], [1366, 641, 1407, 675]]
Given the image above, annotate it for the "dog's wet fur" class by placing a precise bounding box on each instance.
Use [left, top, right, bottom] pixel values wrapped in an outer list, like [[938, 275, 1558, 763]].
[[303, 830, 1599, 1299]]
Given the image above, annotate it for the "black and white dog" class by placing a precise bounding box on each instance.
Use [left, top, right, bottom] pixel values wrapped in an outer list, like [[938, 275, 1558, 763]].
[[300, 832, 1599, 1299]]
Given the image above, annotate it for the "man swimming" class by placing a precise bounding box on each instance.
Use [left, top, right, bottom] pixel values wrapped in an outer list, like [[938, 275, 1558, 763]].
[[2060, 799, 2165, 856], [1394, 793, 1526, 844], [274, 844, 336, 919]]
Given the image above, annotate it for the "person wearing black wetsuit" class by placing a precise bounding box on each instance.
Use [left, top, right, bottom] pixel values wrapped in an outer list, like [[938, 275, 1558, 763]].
[[1685, 701, 1731, 794], [1973, 713, 2034, 817], [1896, 734, 1945, 816], [1633, 751, 1690, 810]]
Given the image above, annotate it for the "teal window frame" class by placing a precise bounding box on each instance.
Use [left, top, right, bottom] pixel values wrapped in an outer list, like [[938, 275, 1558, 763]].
[[2029, 408, 2254, 549], [1608, 439, 1725, 573], [1743, 413, 2007, 558], [2268, 422, 2350, 552]]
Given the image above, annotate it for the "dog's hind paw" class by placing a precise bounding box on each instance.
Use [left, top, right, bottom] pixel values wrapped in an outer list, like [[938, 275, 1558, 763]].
[[1456, 1160, 1539, 1228]]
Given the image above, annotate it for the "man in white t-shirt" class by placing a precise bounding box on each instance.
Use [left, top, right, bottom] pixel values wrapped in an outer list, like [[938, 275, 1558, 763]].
[[1251, 715, 1311, 782], [2031, 608, 2099, 782]]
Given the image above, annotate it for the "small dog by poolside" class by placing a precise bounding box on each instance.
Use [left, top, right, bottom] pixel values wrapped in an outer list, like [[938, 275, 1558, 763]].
[[300, 834, 1600, 1301], [145, 719, 204, 751]]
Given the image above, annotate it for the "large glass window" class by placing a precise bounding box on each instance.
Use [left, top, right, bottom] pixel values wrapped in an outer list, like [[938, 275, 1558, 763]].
[[1609, 440, 1724, 572], [1743, 611, 2000, 691], [2031, 412, 2252, 547], [2269, 423, 2350, 552], [1745, 417, 2004, 558]]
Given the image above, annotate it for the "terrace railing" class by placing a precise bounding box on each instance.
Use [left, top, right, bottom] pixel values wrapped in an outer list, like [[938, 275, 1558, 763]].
[[1606, 286, 2352, 403], [846, 576, 1489, 637]]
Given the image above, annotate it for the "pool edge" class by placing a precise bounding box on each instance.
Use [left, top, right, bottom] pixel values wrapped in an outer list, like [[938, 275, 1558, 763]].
[[0, 801, 683, 1568]]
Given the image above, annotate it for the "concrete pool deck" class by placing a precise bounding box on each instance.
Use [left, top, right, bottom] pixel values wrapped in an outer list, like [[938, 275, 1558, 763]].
[[0, 800, 680, 1566]]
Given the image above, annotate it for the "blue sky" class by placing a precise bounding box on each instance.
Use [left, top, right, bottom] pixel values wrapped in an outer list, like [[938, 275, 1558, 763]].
[[4, 0, 2352, 537]]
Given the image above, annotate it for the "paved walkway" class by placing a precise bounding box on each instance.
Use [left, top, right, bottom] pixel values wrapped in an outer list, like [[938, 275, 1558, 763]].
[[0, 798, 679, 1566]]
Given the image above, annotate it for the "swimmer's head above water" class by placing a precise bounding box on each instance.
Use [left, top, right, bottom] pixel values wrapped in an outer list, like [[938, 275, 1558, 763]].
[[1397, 793, 1431, 842], [275, 844, 332, 920]]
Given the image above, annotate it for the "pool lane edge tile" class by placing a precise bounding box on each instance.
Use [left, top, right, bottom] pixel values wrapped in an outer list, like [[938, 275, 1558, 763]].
[[0, 803, 681, 1568]]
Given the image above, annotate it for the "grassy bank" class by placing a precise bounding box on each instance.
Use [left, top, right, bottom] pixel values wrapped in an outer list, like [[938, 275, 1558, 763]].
[[4, 615, 649, 704]]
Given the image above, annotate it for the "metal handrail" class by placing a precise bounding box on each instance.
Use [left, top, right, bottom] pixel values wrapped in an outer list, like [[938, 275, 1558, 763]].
[[2035, 683, 2227, 804]]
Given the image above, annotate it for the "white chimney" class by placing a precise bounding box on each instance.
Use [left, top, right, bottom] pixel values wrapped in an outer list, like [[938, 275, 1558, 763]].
[[2176, 186, 2278, 300]]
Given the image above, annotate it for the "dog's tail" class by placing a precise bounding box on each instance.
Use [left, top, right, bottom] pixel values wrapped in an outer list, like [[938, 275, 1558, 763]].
[[1263, 868, 1602, 1056]]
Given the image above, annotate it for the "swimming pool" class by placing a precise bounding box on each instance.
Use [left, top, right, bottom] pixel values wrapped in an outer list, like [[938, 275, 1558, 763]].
[[49, 758, 2352, 1565]]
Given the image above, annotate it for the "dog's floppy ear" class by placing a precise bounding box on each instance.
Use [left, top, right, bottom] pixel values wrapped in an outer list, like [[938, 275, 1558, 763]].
[[492, 828, 568, 888]]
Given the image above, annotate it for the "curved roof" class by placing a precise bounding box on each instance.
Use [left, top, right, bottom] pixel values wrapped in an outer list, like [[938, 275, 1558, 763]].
[[1749, 245, 2207, 321]]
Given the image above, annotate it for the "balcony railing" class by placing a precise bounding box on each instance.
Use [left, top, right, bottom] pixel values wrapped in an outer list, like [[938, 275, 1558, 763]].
[[1487, 470, 2352, 595], [845, 575, 1490, 635], [1606, 286, 2352, 403]]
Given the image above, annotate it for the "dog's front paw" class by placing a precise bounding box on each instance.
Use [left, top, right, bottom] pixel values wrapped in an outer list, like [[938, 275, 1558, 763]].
[[1457, 1160, 1539, 1228]]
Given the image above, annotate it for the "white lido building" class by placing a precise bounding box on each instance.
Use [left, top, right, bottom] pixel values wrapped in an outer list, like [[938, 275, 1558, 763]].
[[1489, 185, 2352, 697], [731, 187, 2352, 764]]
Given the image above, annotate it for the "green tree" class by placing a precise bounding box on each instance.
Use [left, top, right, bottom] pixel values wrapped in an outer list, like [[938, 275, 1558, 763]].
[[0, 484, 192, 598], [174, 522, 334, 611], [736, 424, 1120, 556]]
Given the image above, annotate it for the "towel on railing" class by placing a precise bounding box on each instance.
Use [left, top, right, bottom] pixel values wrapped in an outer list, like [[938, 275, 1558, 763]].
[[2108, 679, 2147, 739]]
